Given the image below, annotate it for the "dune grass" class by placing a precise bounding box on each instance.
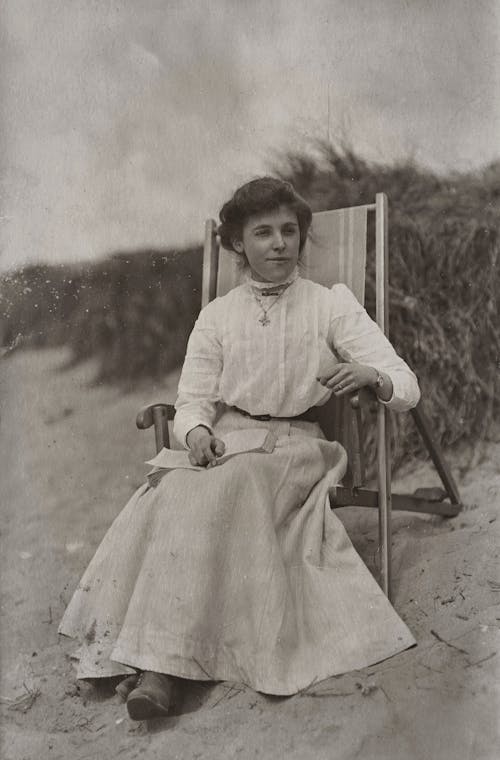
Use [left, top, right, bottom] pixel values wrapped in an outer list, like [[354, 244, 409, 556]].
[[1, 142, 498, 470], [273, 143, 499, 468]]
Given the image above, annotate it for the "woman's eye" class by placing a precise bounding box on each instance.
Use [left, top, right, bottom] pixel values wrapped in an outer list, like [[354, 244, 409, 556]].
[[283, 227, 298, 236], [255, 229, 270, 237]]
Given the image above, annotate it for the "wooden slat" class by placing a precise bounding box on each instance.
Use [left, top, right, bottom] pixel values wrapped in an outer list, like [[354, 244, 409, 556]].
[[202, 219, 219, 308], [152, 406, 169, 452], [375, 193, 389, 334], [377, 406, 392, 597], [350, 404, 365, 488], [411, 402, 461, 505], [375, 192, 392, 599], [329, 487, 461, 517]]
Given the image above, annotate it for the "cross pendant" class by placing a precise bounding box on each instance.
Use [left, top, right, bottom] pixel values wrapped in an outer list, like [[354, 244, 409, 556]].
[[259, 314, 271, 326]]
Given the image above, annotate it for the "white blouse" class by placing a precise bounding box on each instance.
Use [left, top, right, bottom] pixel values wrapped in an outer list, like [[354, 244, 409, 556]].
[[173, 276, 420, 446]]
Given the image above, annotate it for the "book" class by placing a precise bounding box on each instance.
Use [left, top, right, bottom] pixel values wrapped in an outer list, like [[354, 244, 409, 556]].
[[145, 428, 278, 481]]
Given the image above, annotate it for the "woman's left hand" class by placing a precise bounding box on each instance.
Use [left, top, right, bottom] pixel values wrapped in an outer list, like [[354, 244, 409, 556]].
[[317, 362, 379, 396]]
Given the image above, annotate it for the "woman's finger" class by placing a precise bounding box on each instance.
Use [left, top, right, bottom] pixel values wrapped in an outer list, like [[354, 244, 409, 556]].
[[193, 447, 208, 466], [213, 438, 226, 457], [325, 369, 351, 389], [333, 380, 357, 396], [201, 441, 217, 465], [195, 440, 214, 466], [317, 363, 349, 386]]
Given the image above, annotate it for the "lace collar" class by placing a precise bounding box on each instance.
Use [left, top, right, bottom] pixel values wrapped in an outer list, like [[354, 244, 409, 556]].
[[246, 267, 299, 293]]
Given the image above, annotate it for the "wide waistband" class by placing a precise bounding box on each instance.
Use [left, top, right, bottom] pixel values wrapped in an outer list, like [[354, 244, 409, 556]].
[[230, 405, 320, 423]]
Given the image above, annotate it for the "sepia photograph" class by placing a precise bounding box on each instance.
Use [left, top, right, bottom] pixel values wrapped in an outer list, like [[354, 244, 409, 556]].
[[1, 1, 499, 758]]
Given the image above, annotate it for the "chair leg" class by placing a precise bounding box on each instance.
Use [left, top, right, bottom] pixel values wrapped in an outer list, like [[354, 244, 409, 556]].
[[374, 192, 392, 600], [411, 402, 461, 505], [377, 405, 392, 600]]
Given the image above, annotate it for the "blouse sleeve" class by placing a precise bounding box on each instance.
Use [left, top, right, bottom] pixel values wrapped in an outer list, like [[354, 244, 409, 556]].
[[173, 300, 223, 447], [327, 284, 420, 412]]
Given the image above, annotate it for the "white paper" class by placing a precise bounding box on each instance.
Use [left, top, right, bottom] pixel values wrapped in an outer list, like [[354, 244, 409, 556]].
[[145, 428, 277, 471]]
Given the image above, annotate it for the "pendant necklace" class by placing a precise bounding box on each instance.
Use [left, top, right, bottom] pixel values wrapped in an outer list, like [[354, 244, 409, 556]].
[[250, 281, 292, 327]]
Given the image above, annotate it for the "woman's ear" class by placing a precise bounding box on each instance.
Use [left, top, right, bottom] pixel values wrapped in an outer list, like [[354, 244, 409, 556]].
[[233, 240, 244, 254]]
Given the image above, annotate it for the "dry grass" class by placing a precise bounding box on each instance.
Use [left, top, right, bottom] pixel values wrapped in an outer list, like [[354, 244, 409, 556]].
[[1, 247, 202, 384], [1, 142, 498, 470], [273, 143, 499, 470]]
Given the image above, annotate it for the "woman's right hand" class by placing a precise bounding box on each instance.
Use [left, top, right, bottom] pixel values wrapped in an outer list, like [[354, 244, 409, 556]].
[[186, 426, 225, 467]]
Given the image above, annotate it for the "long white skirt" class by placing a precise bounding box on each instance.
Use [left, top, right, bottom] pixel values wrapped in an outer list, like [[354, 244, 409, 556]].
[[59, 411, 415, 695]]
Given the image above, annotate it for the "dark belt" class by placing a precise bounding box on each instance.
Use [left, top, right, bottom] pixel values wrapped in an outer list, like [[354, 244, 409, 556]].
[[231, 405, 320, 423]]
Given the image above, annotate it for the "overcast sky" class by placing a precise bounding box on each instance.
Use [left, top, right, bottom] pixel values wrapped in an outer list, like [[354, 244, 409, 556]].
[[1, 0, 499, 271]]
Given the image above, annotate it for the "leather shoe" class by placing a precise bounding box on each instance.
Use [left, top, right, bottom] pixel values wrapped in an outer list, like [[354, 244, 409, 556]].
[[115, 674, 139, 701], [126, 671, 177, 720]]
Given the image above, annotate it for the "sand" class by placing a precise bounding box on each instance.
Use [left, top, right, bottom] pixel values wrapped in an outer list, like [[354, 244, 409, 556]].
[[1, 348, 499, 760]]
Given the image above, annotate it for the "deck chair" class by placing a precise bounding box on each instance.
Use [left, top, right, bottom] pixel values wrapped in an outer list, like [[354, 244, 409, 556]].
[[137, 193, 462, 600]]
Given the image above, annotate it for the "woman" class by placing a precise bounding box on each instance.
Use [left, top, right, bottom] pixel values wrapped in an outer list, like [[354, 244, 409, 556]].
[[59, 177, 420, 720]]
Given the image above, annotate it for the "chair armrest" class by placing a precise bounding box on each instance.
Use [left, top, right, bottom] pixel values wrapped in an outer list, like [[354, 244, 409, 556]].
[[136, 403, 176, 430], [350, 387, 378, 411], [136, 403, 176, 453]]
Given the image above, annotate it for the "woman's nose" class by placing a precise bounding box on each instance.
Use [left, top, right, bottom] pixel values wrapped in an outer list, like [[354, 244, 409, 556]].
[[272, 233, 285, 250]]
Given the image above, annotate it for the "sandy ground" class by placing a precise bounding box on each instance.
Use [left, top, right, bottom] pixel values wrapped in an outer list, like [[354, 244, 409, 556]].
[[1, 348, 499, 760]]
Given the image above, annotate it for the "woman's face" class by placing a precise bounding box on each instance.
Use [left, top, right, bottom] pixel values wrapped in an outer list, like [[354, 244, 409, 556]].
[[233, 205, 300, 283]]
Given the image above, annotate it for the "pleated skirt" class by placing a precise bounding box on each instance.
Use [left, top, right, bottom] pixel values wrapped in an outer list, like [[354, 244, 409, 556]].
[[59, 411, 415, 695]]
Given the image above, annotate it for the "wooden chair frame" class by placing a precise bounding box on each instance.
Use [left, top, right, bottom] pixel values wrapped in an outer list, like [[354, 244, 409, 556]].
[[137, 193, 461, 600]]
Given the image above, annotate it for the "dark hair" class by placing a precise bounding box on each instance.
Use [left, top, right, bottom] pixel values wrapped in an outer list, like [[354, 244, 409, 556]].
[[218, 176, 312, 255]]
